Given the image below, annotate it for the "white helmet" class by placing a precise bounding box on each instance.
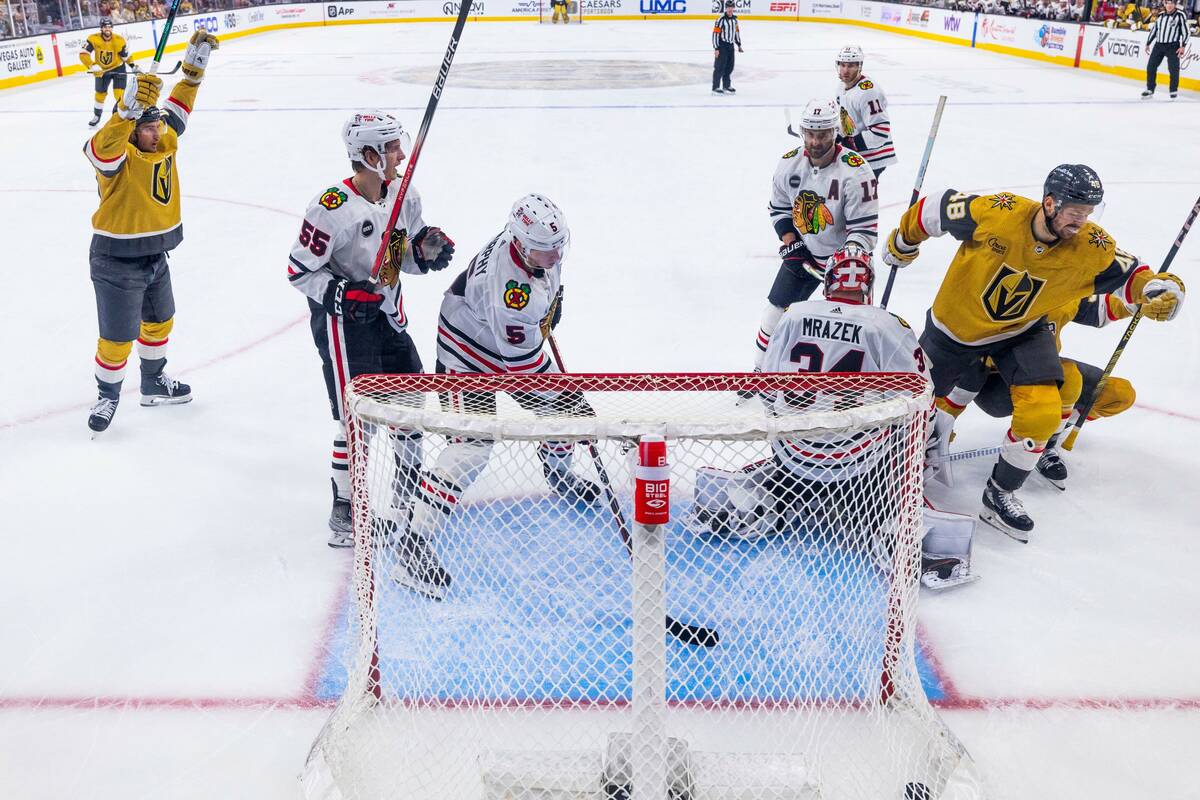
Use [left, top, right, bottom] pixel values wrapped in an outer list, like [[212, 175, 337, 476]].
[[507, 193, 570, 270], [799, 98, 839, 132], [342, 110, 411, 181], [835, 45, 864, 64]]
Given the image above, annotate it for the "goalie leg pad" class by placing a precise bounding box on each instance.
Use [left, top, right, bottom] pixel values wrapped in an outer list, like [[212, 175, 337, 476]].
[[921, 506, 980, 591], [687, 462, 777, 540]]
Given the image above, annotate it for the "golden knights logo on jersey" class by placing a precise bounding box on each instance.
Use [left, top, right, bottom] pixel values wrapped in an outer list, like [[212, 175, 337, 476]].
[[151, 156, 173, 205], [98, 50, 114, 67], [792, 190, 835, 236], [982, 264, 1046, 322]]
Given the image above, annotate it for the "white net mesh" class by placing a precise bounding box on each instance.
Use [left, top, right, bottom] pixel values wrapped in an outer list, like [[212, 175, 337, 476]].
[[302, 373, 984, 800]]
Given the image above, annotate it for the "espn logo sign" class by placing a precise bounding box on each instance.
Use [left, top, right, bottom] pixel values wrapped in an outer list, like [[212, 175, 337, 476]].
[[770, 1, 797, 9]]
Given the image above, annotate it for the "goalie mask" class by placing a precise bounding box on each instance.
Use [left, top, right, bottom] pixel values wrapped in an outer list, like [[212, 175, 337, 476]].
[[507, 193, 570, 272], [343, 110, 412, 182], [823, 248, 875, 304]]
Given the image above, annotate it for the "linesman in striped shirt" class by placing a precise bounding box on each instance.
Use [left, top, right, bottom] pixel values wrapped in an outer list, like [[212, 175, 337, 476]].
[[1142, 0, 1191, 99], [712, 1, 743, 95]]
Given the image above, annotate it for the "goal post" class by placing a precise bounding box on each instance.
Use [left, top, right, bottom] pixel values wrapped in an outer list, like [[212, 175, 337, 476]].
[[302, 372, 985, 800]]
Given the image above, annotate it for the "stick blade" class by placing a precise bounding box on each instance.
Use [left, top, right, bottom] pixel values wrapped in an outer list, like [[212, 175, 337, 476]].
[[667, 615, 720, 647]]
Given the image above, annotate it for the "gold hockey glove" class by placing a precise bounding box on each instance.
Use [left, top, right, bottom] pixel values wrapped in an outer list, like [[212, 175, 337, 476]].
[[181, 30, 220, 84]]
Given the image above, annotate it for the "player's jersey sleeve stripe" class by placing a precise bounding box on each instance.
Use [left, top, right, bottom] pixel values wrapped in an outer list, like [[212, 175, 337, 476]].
[[437, 325, 506, 373], [844, 214, 878, 225], [84, 138, 126, 176]]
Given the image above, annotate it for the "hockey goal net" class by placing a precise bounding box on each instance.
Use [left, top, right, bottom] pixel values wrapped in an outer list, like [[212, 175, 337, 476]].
[[539, 0, 582, 22], [302, 372, 983, 800]]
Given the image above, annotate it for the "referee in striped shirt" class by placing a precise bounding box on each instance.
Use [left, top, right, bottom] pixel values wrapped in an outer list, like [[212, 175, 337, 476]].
[[712, 1, 743, 95], [1142, 0, 1191, 99]]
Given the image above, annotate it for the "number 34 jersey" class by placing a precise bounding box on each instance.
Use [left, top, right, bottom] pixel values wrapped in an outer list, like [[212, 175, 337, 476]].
[[287, 178, 426, 334], [436, 231, 560, 375], [760, 299, 929, 481]]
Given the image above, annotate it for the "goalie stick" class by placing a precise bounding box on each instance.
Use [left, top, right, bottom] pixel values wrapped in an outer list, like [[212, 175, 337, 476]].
[[1061, 193, 1200, 451], [547, 336, 720, 648], [369, 0, 473, 284]]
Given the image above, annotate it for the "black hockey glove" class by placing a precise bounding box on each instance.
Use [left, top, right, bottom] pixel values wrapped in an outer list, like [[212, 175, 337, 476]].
[[323, 278, 383, 324], [779, 240, 822, 280], [550, 285, 563, 330], [412, 226, 455, 273]]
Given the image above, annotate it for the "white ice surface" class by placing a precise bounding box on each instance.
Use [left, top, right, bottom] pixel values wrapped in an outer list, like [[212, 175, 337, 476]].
[[0, 17, 1198, 800]]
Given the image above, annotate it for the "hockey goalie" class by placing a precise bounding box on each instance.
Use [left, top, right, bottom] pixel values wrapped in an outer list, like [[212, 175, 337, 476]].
[[690, 248, 978, 589]]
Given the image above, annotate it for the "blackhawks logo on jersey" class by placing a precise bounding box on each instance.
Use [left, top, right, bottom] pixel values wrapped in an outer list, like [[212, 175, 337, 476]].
[[792, 190, 835, 236], [841, 152, 866, 168], [857, 79, 874, 89], [320, 188, 348, 211], [982, 264, 1046, 323], [839, 106, 856, 138], [782, 148, 800, 159], [1087, 228, 1113, 249], [504, 280, 532, 310], [988, 192, 1016, 211], [378, 228, 407, 289]]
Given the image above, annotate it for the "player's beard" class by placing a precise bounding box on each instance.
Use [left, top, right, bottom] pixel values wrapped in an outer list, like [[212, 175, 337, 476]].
[[807, 138, 834, 164], [1049, 214, 1082, 240]]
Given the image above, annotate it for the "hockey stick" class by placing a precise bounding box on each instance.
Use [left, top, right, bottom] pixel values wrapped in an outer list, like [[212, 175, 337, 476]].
[[369, 0, 473, 284], [927, 444, 1003, 464], [547, 336, 720, 648], [784, 107, 801, 139], [148, 0, 186, 75], [879, 95, 947, 309], [1062, 193, 1200, 451]]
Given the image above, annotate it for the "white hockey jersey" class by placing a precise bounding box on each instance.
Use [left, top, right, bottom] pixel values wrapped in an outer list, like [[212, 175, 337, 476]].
[[837, 75, 897, 172], [287, 178, 426, 334], [436, 230, 560, 375], [760, 298, 929, 481], [768, 145, 879, 262]]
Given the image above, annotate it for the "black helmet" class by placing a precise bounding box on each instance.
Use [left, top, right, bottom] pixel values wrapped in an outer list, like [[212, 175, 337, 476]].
[[135, 105, 166, 127], [99, 15, 113, 27], [1043, 163, 1104, 207]]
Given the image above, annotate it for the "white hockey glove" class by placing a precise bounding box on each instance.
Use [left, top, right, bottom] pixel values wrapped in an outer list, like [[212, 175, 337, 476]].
[[1139, 273, 1185, 322], [181, 29, 219, 84], [881, 228, 919, 269]]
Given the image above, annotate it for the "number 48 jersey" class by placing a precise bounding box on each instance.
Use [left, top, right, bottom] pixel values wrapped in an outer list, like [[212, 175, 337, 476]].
[[760, 298, 930, 481]]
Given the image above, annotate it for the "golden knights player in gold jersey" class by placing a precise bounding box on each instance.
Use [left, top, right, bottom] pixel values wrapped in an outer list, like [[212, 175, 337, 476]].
[[83, 30, 219, 436], [881, 164, 1186, 539], [80, 17, 135, 128]]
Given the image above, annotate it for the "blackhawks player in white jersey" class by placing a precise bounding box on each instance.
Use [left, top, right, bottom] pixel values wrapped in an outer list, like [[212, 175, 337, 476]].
[[391, 194, 601, 599], [700, 250, 976, 589], [753, 98, 879, 373], [287, 110, 455, 547], [834, 45, 897, 178]]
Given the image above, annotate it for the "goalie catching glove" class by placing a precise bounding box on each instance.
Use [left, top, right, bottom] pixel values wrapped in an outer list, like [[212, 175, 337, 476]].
[[1138, 273, 1186, 322], [181, 29, 219, 84], [117, 72, 161, 120], [323, 278, 384, 324], [881, 228, 919, 269]]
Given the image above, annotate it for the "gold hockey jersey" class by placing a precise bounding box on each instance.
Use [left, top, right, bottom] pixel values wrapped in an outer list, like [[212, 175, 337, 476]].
[[84, 81, 199, 257], [899, 189, 1152, 346], [81, 33, 130, 73], [1046, 294, 1131, 351]]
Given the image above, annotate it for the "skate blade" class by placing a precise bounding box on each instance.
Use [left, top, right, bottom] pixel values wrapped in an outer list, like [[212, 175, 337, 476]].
[[140, 395, 193, 407], [1038, 472, 1067, 492], [90, 429, 107, 440], [978, 509, 1030, 543], [389, 568, 448, 601]]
